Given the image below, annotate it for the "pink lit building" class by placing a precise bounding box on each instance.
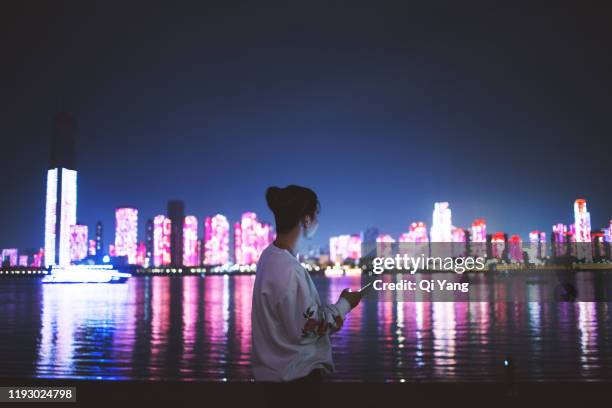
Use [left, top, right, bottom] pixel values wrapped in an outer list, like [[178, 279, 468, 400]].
[[234, 212, 274, 265], [115, 208, 138, 264], [18, 255, 28, 267], [1, 249, 18, 266], [451, 227, 466, 257], [69, 224, 88, 262], [153, 215, 172, 267], [430, 202, 452, 242], [31, 249, 44, 267], [491, 232, 506, 259], [574, 199, 591, 242], [574, 199, 592, 261], [136, 242, 146, 266], [329, 234, 362, 263], [552, 223, 567, 256], [398, 222, 429, 257], [204, 214, 230, 265], [376, 234, 395, 258], [182, 215, 199, 266], [471, 219, 487, 257], [88, 239, 96, 256], [508, 234, 522, 262]]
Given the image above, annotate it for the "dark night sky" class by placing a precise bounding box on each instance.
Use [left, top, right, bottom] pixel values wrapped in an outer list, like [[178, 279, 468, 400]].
[[1, 1, 611, 250]]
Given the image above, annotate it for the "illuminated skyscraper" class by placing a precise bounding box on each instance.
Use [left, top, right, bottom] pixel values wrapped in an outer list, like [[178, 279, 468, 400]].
[[430, 202, 452, 242], [234, 212, 274, 265], [136, 242, 146, 266], [115, 208, 138, 264], [470, 219, 487, 257], [167, 200, 185, 266], [204, 214, 230, 265], [529, 230, 547, 260], [329, 234, 361, 263], [69, 224, 88, 262], [491, 232, 506, 259], [430, 202, 452, 258], [574, 199, 592, 242], [31, 249, 44, 267], [1, 249, 18, 266], [44, 113, 77, 267], [376, 234, 395, 258], [88, 240, 96, 256], [18, 255, 28, 267], [574, 199, 592, 261], [604, 220, 612, 243], [508, 234, 522, 262], [153, 215, 172, 267], [451, 227, 467, 257], [183, 215, 199, 266], [552, 223, 567, 256]]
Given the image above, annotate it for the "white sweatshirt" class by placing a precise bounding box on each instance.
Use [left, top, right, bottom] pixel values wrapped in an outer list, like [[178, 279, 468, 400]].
[[251, 244, 352, 382]]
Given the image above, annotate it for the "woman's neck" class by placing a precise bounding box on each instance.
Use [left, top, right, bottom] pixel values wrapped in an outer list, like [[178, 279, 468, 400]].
[[273, 231, 300, 256]]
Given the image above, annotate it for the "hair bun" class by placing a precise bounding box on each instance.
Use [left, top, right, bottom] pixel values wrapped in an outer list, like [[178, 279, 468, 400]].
[[265, 186, 284, 212]]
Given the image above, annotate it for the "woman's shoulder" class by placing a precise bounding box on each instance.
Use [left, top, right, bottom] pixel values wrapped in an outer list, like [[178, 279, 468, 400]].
[[257, 245, 304, 290]]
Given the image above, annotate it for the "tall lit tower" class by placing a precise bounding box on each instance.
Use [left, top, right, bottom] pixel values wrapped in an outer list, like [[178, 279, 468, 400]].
[[115, 208, 138, 264], [204, 214, 230, 265], [153, 215, 172, 267], [182, 215, 199, 266], [470, 219, 487, 257], [574, 199, 591, 242], [44, 113, 77, 267], [430, 202, 452, 241]]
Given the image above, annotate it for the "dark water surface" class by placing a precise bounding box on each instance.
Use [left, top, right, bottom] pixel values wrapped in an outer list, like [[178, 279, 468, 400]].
[[1, 275, 610, 382]]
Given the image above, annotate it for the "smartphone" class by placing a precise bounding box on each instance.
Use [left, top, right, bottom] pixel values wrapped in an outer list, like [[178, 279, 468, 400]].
[[359, 281, 373, 294]]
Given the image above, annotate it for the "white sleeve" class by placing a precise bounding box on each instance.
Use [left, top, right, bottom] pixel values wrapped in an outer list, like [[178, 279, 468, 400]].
[[277, 269, 351, 344]]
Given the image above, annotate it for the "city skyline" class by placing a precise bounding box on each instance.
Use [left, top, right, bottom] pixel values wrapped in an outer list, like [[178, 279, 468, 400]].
[[2, 3, 612, 251]]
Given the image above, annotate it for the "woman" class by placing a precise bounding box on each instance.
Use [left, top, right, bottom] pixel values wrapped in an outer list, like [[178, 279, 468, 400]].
[[251, 185, 362, 387]]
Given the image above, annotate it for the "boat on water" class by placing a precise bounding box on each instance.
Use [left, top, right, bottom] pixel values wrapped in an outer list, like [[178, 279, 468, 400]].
[[42, 264, 131, 284]]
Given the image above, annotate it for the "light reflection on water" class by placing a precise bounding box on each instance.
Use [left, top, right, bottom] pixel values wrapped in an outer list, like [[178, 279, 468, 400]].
[[0, 274, 610, 382]]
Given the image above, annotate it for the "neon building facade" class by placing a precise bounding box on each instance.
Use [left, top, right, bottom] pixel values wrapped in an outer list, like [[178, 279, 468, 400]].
[[136, 242, 146, 266], [115, 208, 138, 264], [204, 214, 230, 265], [508, 234, 522, 262], [234, 212, 274, 265], [376, 234, 395, 258], [44, 168, 77, 267], [470, 219, 487, 257], [153, 215, 172, 267], [552, 223, 567, 256], [69, 224, 88, 262], [18, 255, 28, 267], [399, 222, 428, 257], [31, 249, 44, 267], [88, 239, 96, 256], [491, 232, 506, 259], [1, 249, 18, 266], [182, 215, 199, 266], [430, 202, 452, 242], [574, 199, 592, 242], [451, 227, 466, 257], [529, 230, 547, 260], [329, 234, 362, 263], [348, 234, 362, 260]]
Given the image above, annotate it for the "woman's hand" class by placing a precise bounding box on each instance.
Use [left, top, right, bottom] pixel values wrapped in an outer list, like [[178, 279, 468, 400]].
[[340, 289, 362, 309]]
